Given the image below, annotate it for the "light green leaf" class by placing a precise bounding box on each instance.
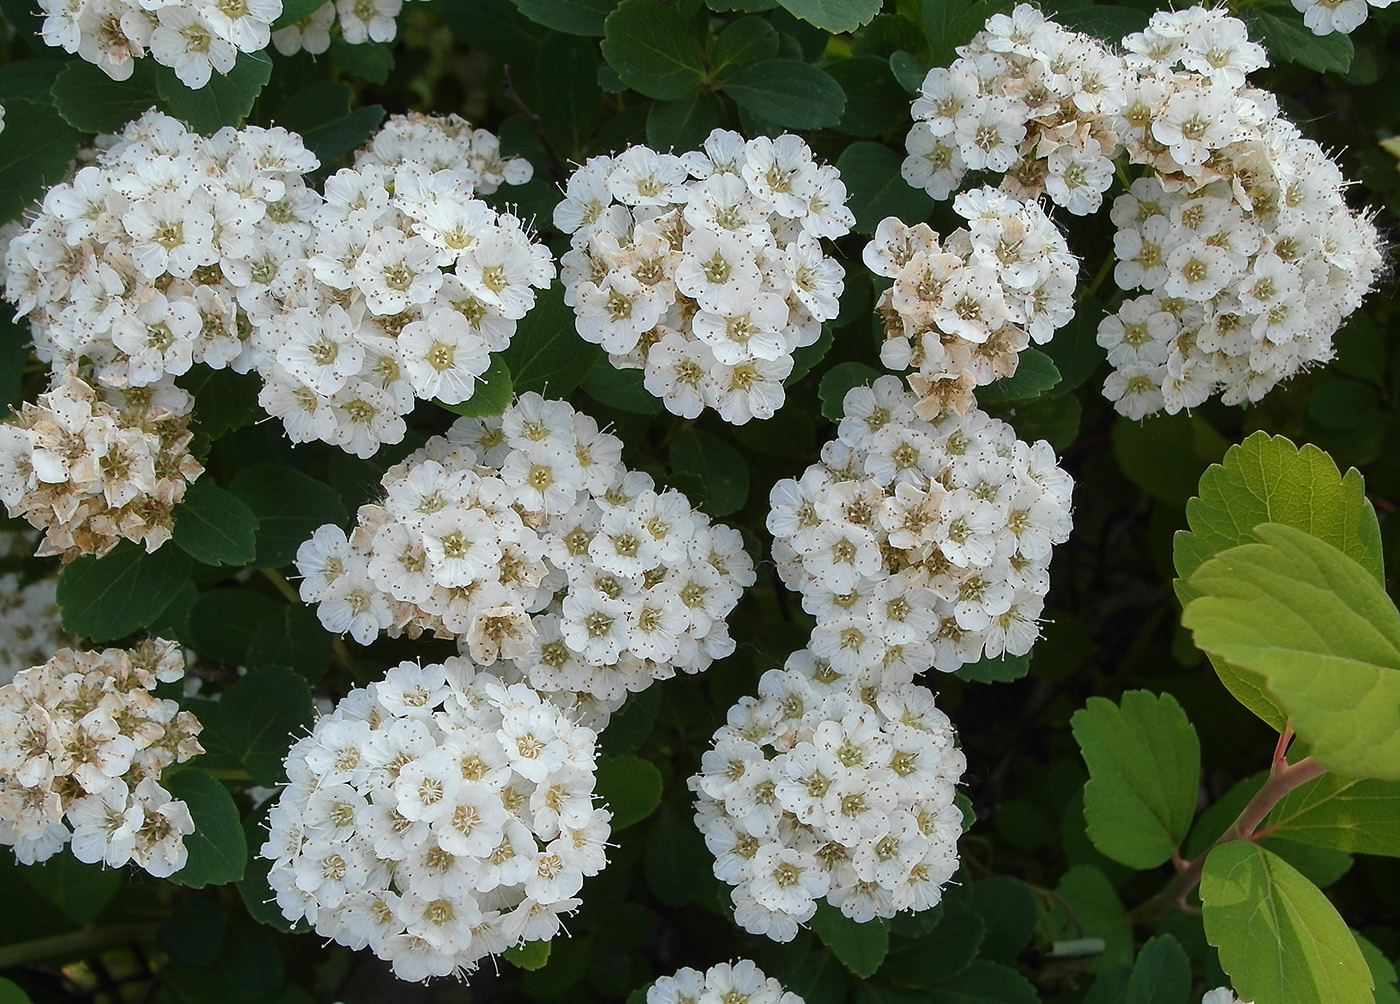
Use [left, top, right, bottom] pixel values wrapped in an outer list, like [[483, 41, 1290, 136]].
[[1183, 523, 1400, 781], [502, 283, 604, 396], [811, 902, 890, 978], [1201, 841, 1373, 1004], [1125, 934, 1190, 1004], [776, 0, 881, 33], [514, 0, 616, 35], [818, 361, 882, 421], [0, 99, 81, 224], [1245, 0, 1353, 74], [229, 464, 348, 570], [155, 51, 272, 133], [50, 61, 163, 134], [1267, 772, 1400, 857], [602, 0, 707, 100], [980, 349, 1062, 404], [505, 940, 553, 969], [595, 755, 663, 830], [834, 141, 934, 235], [167, 768, 248, 888], [172, 481, 259, 567], [670, 428, 749, 516], [57, 541, 194, 642], [925, 961, 1039, 1004], [0, 978, 33, 1004], [202, 665, 314, 787], [435, 355, 514, 417], [1070, 690, 1200, 869], [720, 59, 846, 129]]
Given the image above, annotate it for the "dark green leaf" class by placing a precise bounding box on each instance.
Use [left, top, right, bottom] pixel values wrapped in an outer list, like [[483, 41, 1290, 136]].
[[515, 0, 616, 35], [1112, 412, 1228, 509], [167, 768, 248, 888], [328, 39, 395, 83], [0, 99, 81, 224], [0, 979, 33, 1004], [732, 407, 815, 458], [502, 283, 604, 396], [889, 50, 928, 94], [812, 902, 890, 978], [229, 464, 348, 569], [710, 16, 781, 82], [202, 665, 314, 787], [301, 105, 386, 163], [721, 59, 846, 129], [924, 961, 1039, 1004], [1053, 865, 1132, 973], [1005, 394, 1081, 453], [818, 361, 882, 420], [829, 55, 910, 136], [1245, 0, 1353, 73], [582, 361, 663, 414], [923, 0, 1011, 71], [22, 855, 122, 925], [776, 0, 880, 32], [187, 589, 281, 666], [834, 141, 934, 234], [435, 355, 514, 417], [0, 60, 66, 103], [787, 327, 834, 385], [57, 541, 194, 642], [879, 899, 983, 985], [50, 60, 163, 134], [647, 89, 723, 152], [1058, 4, 1149, 43], [969, 876, 1039, 963], [644, 805, 714, 905], [155, 52, 273, 133], [271, 0, 329, 28], [954, 651, 1030, 683], [173, 481, 259, 567], [247, 604, 333, 683], [670, 428, 749, 516], [600, 687, 662, 756], [595, 755, 663, 829], [980, 349, 1062, 403], [159, 896, 226, 967], [1125, 935, 1190, 1004], [177, 366, 263, 442], [602, 0, 707, 100]]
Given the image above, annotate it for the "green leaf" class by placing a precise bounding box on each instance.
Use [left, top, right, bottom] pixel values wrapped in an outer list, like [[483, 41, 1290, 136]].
[[158, 895, 226, 967], [670, 428, 749, 517], [1112, 412, 1228, 509], [818, 361, 882, 421], [502, 283, 604, 396], [202, 665, 314, 787], [1125, 935, 1190, 1004], [602, 0, 707, 100], [811, 902, 890, 978], [167, 768, 248, 888], [644, 804, 715, 906], [1070, 690, 1200, 869], [1201, 841, 1373, 1004], [954, 651, 1030, 683], [57, 541, 194, 643], [721, 59, 846, 129], [155, 51, 272, 134], [600, 687, 662, 757], [177, 366, 262, 442], [1183, 524, 1400, 781], [23, 854, 122, 925], [582, 361, 663, 414], [829, 55, 910, 137], [710, 16, 781, 82], [0, 99, 81, 224], [787, 326, 834, 385], [834, 141, 935, 235], [514, 0, 616, 35], [1058, 4, 1149, 44], [0, 979, 33, 1004], [1267, 772, 1400, 857], [247, 604, 333, 684], [889, 49, 928, 94], [173, 481, 259, 567], [969, 876, 1038, 963], [1005, 393, 1081, 453], [732, 407, 815, 458], [776, 0, 880, 32], [646, 89, 723, 154], [301, 105, 386, 163], [186, 588, 281, 666], [1053, 865, 1133, 973], [435, 355, 514, 417], [271, 0, 329, 28], [0, 60, 67, 102], [879, 899, 984, 985], [50, 61, 163, 134], [228, 464, 348, 570], [1245, 0, 1353, 74], [505, 940, 553, 970], [594, 755, 663, 830], [925, 961, 1039, 1004], [980, 349, 1062, 404], [923, 0, 1011, 71], [329, 39, 395, 83]]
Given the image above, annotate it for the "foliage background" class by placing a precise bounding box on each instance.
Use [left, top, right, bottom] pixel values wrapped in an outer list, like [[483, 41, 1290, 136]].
[[0, 0, 1398, 1002]]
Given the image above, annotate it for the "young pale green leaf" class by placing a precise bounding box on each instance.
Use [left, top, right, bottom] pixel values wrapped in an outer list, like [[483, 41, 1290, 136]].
[[1070, 690, 1200, 869], [57, 542, 194, 643], [980, 349, 1062, 404], [167, 768, 248, 888], [172, 481, 259, 567], [505, 940, 553, 970], [1244, 1, 1353, 74], [501, 284, 604, 396], [924, 961, 1039, 1004], [709, 16, 781, 82], [818, 361, 882, 421], [834, 141, 934, 234], [155, 52, 272, 133], [50, 61, 163, 133], [1201, 841, 1373, 1004], [811, 902, 890, 978], [602, 0, 707, 100], [229, 464, 348, 570], [670, 428, 749, 516], [776, 0, 880, 32], [721, 59, 846, 129], [0, 99, 81, 224], [1125, 935, 1190, 1004], [435, 355, 514, 418], [1183, 523, 1400, 781], [1267, 773, 1400, 857], [594, 755, 662, 829], [514, 0, 616, 35], [201, 665, 315, 787], [878, 899, 984, 986]]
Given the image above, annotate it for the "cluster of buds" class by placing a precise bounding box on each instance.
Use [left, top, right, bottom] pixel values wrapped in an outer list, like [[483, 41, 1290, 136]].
[[0, 640, 203, 875]]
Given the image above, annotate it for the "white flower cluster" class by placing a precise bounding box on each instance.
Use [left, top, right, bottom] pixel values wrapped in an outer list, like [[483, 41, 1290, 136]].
[[903, 4, 1130, 213], [1291, 0, 1393, 34], [0, 369, 203, 560], [864, 188, 1076, 419], [689, 647, 966, 941], [4, 109, 543, 459], [295, 394, 754, 727], [0, 639, 202, 875], [270, 0, 427, 56], [0, 532, 69, 687], [1202, 991, 1252, 1004], [769, 377, 1072, 676], [1101, 8, 1382, 417], [261, 657, 610, 983], [555, 129, 853, 424], [648, 962, 804, 1004]]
